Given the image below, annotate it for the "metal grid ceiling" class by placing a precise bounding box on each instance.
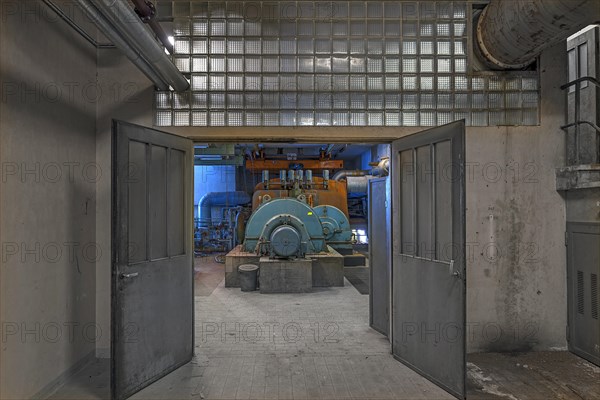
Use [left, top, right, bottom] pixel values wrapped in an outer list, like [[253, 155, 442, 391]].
[[154, 1, 540, 127]]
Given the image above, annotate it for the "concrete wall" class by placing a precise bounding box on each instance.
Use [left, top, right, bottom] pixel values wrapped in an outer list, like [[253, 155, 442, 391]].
[[0, 1, 98, 397], [465, 43, 567, 352], [94, 42, 568, 354]]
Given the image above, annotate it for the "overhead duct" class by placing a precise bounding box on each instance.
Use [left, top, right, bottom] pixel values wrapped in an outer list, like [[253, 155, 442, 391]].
[[76, 0, 189, 91], [476, 0, 600, 69], [198, 191, 251, 228]]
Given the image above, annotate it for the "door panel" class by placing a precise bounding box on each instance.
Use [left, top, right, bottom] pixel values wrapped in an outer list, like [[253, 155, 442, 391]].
[[391, 121, 466, 399], [567, 222, 600, 366], [369, 177, 390, 336], [112, 121, 194, 400]]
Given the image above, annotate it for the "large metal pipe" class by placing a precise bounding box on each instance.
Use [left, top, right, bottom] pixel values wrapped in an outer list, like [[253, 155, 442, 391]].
[[332, 170, 368, 181], [198, 191, 251, 228], [130, 0, 174, 54], [90, 0, 189, 91], [476, 0, 600, 69], [75, 0, 169, 89]]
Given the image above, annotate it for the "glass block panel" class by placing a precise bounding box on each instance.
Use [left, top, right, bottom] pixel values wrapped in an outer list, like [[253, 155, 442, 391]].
[[350, 75, 366, 90], [385, 76, 400, 90], [420, 58, 434, 73], [350, 21, 366, 36], [263, 75, 279, 91], [333, 93, 349, 109], [369, 94, 384, 109], [193, 56, 209, 72], [351, 112, 366, 126], [209, 93, 225, 108], [280, 75, 297, 90], [191, 111, 207, 126], [175, 57, 190, 73], [210, 56, 226, 72], [245, 111, 261, 126], [157, 1, 542, 128], [385, 21, 401, 36], [420, 111, 436, 126], [316, 39, 332, 54], [245, 39, 261, 54], [350, 93, 366, 109], [332, 21, 348, 36], [155, 111, 172, 126], [403, 111, 418, 126], [298, 56, 314, 73], [316, 112, 331, 126], [227, 93, 243, 108], [227, 39, 243, 54], [175, 38, 190, 54], [298, 75, 314, 90], [315, 22, 332, 36], [333, 75, 349, 91], [210, 38, 226, 54], [402, 58, 417, 73], [191, 93, 208, 108], [263, 57, 279, 73], [228, 111, 243, 126], [245, 57, 261, 73], [315, 75, 332, 90], [227, 75, 244, 90], [263, 39, 279, 54], [385, 40, 400, 54], [173, 111, 190, 126], [402, 40, 417, 55], [350, 57, 366, 72], [281, 57, 297, 73], [263, 112, 280, 126], [315, 57, 332, 72], [488, 93, 504, 108], [368, 76, 384, 91], [332, 112, 349, 125], [191, 75, 208, 90], [244, 75, 261, 91]]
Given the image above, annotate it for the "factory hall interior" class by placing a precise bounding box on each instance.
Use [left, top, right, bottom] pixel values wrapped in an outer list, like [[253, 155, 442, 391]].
[[2, 0, 600, 399]]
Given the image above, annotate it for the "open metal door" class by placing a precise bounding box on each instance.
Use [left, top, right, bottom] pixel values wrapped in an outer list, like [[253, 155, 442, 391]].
[[111, 120, 194, 400], [391, 121, 466, 399], [369, 176, 390, 336]]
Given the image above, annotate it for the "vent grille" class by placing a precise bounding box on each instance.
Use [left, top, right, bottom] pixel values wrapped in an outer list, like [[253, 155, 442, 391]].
[[577, 270, 585, 315], [592, 273, 598, 320]]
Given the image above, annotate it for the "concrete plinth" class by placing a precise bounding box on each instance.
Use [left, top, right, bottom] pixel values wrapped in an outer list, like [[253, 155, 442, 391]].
[[310, 246, 345, 287], [224, 245, 260, 287], [259, 257, 313, 293]]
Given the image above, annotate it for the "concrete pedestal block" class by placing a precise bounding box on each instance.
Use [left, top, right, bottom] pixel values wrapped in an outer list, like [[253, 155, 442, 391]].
[[310, 246, 345, 287], [259, 257, 313, 293], [224, 245, 260, 287]]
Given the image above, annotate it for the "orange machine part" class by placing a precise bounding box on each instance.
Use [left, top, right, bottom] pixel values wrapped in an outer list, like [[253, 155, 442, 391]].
[[245, 159, 343, 171], [252, 177, 349, 218]]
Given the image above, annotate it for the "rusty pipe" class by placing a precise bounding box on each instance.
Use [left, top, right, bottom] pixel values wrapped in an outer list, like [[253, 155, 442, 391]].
[[130, 0, 174, 54], [476, 0, 600, 69]]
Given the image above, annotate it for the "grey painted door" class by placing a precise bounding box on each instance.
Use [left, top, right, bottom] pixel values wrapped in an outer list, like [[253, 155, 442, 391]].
[[567, 222, 600, 366], [112, 121, 194, 400], [391, 121, 466, 399], [369, 177, 390, 336]]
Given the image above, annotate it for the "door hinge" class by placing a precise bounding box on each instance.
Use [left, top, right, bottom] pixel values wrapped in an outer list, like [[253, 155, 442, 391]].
[[565, 231, 569, 246]]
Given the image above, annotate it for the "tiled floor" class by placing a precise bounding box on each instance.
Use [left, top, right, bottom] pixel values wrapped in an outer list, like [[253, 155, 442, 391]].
[[48, 258, 600, 400], [49, 258, 452, 399]]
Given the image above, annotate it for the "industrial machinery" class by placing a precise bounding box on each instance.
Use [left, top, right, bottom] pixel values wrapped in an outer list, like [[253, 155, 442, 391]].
[[313, 205, 353, 255], [243, 197, 327, 258]]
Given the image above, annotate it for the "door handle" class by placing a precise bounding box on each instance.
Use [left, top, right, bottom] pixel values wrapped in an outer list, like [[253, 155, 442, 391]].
[[449, 260, 461, 279], [120, 272, 139, 279]]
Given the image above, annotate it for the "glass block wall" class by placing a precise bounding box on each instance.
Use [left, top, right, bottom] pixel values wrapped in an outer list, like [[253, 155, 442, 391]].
[[154, 1, 540, 127]]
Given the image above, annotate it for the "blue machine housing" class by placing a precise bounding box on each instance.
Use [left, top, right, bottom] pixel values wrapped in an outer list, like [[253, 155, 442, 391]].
[[313, 205, 353, 253], [243, 198, 327, 258]]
